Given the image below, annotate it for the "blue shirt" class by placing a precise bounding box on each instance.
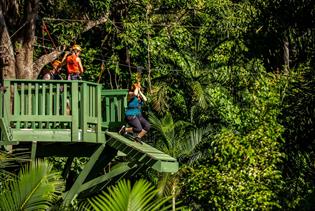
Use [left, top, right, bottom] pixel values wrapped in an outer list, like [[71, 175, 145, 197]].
[[125, 96, 143, 117]]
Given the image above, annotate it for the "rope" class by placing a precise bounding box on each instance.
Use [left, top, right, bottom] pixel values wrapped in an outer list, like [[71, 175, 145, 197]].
[[33, 43, 58, 50], [41, 21, 48, 55], [33, 43, 185, 72], [9, 21, 28, 39], [97, 61, 105, 83], [0, 21, 28, 49], [42, 17, 218, 29], [42, 17, 90, 22], [42, 21, 57, 48]]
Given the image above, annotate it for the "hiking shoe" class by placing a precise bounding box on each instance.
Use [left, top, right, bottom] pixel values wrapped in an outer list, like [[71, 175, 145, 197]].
[[119, 125, 126, 135], [134, 137, 143, 145]]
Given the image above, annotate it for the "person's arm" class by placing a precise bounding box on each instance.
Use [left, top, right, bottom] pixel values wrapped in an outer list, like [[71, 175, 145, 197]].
[[134, 87, 139, 96], [77, 57, 84, 74], [135, 82, 147, 102], [138, 89, 147, 102], [61, 51, 70, 65]]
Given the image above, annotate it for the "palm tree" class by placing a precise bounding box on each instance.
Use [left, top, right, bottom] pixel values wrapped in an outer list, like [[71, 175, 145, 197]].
[[149, 112, 208, 211], [83, 179, 172, 211], [0, 158, 64, 211]]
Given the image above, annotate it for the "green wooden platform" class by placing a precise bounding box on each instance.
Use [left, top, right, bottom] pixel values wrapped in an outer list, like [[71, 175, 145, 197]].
[[0, 79, 178, 205], [106, 131, 178, 173]]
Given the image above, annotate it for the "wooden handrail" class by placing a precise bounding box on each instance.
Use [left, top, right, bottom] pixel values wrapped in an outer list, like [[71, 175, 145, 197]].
[[1, 79, 127, 143]]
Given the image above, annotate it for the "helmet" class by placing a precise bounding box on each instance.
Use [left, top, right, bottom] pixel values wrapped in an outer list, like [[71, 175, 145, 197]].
[[72, 44, 82, 51], [52, 60, 61, 68]]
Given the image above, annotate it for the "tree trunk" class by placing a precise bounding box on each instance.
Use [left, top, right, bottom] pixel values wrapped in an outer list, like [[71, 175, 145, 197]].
[[283, 34, 289, 75], [15, 0, 39, 79], [1, 2, 109, 80], [0, 8, 16, 79], [172, 180, 176, 211], [1, 0, 39, 80]]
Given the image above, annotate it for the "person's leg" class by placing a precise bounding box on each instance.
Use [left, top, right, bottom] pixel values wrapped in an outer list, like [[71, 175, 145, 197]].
[[139, 115, 151, 132], [66, 99, 71, 115], [71, 74, 81, 80], [124, 116, 144, 143], [119, 125, 133, 134], [119, 116, 137, 134], [136, 115, 151, 139], [126, 116, 143, 134]]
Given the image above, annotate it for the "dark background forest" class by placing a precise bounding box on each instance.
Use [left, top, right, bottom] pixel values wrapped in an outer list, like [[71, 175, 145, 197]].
[[0, 0, 314, 210]]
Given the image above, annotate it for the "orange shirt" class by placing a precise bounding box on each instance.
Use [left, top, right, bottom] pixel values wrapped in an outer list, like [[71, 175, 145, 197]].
[[66, 54, 80, 74]]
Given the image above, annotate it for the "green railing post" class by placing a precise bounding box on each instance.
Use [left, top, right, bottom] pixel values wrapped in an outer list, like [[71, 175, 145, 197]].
[[80, 83, 88, 141], [105, 96, 110, 127], [96, 85, 102, 142], [71, 81, 79, 141]]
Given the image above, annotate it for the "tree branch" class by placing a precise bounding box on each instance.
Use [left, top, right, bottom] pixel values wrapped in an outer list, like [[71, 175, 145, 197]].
[[82, 13, 109, 33], [33, 49, 64, 79], [33, 13, 110, 78]]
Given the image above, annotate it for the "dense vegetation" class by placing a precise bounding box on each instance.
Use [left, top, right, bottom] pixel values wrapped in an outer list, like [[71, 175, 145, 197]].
[[1, 0, 314, 210]]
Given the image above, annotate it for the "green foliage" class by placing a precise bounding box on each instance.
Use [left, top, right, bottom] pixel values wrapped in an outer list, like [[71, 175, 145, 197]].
[[0, 150, 30, 182], [7, 0, 315, 209], [278, 66, 315, 209], [81, 48, 102, 82], [177, 57, 286, 209], [181, 126, 284, 210], [48, 157, 88, 176], [83, 179, 172, 211], [0, 160, 64, 211]]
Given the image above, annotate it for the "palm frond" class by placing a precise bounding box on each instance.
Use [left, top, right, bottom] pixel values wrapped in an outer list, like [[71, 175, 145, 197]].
[[178, 127, 209, 164], [87, 179, 171, 211], [173, 120, 192, 131], [0, 149, 34, 190], [161, 112, 175, 141], [0, 160, 64, 211], [156, 173, 172, 197], [151, 84, 170, 114], [148, 112, 164, 134], [191, 81, 208, 109], [149, 112, 173, 149]]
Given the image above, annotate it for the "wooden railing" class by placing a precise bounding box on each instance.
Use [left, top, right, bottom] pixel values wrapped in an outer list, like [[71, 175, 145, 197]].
[[101, 89, 128, 129], [0, 80, 127, 143]]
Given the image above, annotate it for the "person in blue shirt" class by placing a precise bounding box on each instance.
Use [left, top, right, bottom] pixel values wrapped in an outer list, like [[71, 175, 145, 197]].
[[119, 82, 150, 143]]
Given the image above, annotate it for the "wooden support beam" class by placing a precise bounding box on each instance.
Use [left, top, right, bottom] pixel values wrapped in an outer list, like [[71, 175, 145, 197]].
[[84, 145, 117, 182], [0, 118, 11, 142], [78, 162, 134, 194], [31, 141, 37, 161], [62, 157, 74, 179], [62, 143, 105, 206]]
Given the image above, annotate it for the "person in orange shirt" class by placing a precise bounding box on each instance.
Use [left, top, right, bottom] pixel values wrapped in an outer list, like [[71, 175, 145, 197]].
[[65, 44, 84, 80]]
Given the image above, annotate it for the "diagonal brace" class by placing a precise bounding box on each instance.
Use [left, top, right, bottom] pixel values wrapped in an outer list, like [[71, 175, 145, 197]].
[[62, 143, 105, 206], [78, 162, 136, 194]]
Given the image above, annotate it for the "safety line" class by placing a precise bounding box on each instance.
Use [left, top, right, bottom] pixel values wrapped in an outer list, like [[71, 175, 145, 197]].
[[9, 21, 28, 39], [42, 17, 217, 29]]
